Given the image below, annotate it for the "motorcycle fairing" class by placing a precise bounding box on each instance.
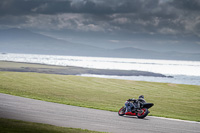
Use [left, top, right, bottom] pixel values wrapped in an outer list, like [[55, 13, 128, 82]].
[[125, 112, 137, 116], [142, 103, 154, 109]]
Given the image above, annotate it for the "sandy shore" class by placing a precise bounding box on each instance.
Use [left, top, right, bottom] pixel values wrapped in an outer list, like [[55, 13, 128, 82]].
[[0, 61, 170, 77]]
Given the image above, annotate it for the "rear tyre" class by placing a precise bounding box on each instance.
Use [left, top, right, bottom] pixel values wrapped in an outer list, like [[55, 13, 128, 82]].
[[137, 108, 149, 119], [118, 106, 126, 116]]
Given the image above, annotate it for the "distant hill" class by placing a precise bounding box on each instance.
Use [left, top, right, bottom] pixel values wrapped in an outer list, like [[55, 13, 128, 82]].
[[110, 47, 200, 61], [0, 28, 106, 55], [0, 28, 200, 61]]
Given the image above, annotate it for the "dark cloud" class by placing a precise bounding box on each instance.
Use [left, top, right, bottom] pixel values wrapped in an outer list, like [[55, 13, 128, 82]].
[[171, 0, 200, 11], [0, 0, 167, 15], [0, 0, 72, 15], [0, 0, 200, 38]]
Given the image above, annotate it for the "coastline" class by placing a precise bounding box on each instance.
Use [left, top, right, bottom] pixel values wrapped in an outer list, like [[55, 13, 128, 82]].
[[0, 61, 169, 77]]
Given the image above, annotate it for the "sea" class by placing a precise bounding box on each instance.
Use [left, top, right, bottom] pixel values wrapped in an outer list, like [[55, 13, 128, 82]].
[[0, 53, 200, 86]]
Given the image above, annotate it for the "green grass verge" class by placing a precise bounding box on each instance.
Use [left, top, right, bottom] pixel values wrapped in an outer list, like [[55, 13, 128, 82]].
[[0, 118, 103, 133], [0, 71, 200, 121]]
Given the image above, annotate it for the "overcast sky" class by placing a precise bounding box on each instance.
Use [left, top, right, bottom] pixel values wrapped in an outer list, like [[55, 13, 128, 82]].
[[1, 0, 200, 52]]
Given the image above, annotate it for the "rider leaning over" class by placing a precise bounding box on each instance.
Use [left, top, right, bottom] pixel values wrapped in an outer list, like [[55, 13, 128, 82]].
[[125, 95, 146, 113]]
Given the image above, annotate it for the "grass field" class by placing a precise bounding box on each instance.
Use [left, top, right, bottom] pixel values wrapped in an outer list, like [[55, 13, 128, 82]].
[[0, 71, 200, 121], [0, 118, 103, 133]]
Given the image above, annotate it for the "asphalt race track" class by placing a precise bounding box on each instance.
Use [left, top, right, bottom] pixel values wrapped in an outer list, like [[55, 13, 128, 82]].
[[0, 93, 199, 133]]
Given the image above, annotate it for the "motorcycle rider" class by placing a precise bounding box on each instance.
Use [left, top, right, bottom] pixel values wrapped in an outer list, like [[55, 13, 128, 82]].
[[125, 95, 146, 113]]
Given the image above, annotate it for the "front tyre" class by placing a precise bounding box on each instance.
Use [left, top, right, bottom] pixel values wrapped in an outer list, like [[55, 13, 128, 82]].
[[137, 108, 149, 119], [118, 106, 126, 116]]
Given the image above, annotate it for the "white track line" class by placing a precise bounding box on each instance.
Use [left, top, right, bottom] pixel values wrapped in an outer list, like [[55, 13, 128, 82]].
[[149, 116, 200, 124]]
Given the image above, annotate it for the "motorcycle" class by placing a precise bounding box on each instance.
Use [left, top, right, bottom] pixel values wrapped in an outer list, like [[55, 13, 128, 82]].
[[118, 99, 154, 119]]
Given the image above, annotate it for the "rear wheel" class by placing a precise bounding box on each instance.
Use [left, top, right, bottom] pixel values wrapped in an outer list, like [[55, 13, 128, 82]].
[[118, 106, 126, 116], [137, 108, 148, 119]]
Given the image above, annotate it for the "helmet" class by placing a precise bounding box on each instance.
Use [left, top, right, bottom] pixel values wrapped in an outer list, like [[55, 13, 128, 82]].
[[139, 95, 144, 99]]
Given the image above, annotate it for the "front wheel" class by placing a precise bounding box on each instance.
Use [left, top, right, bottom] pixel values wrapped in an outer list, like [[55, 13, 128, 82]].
[[137, 108, 149, 119], [118, 106, 126, 116]]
